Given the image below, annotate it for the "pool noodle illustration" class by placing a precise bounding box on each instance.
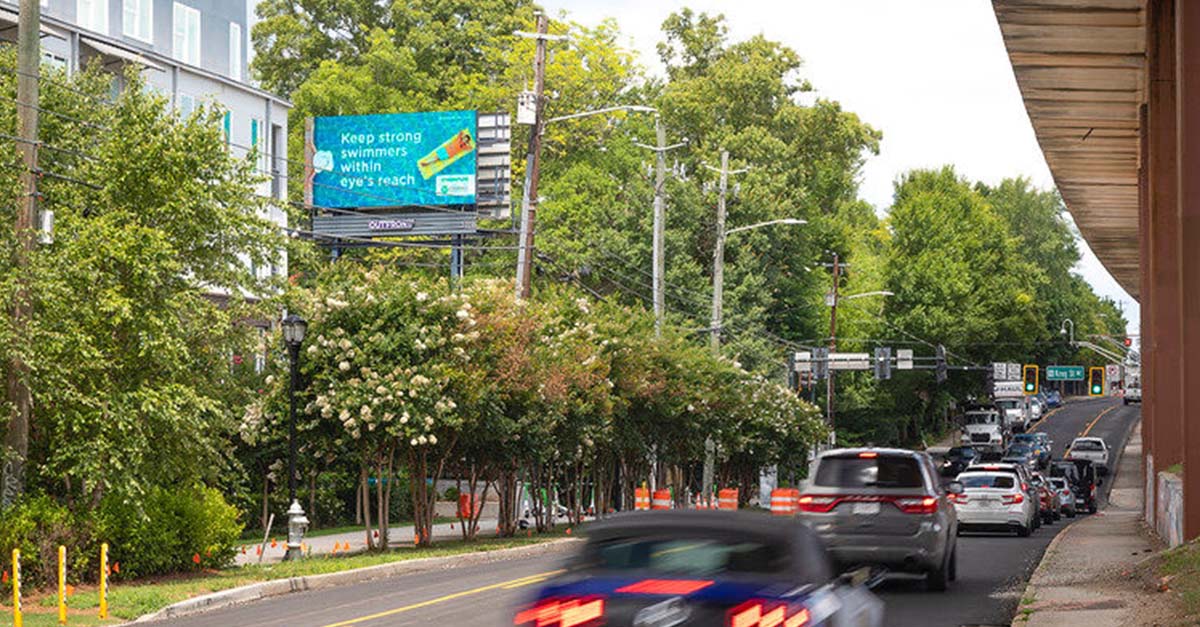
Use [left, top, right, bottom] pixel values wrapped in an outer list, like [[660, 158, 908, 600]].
[[417, 129, 476, 180]]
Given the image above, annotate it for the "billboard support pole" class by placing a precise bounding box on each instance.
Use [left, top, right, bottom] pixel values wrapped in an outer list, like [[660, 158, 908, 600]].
[[515, 13, 549, 300]]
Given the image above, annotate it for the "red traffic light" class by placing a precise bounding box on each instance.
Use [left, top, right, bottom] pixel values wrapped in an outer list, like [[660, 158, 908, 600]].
[[1123, 337, 1132, 347]]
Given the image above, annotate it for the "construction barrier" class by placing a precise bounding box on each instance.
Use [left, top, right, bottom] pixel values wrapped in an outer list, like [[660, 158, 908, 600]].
[[634, 487, 650, 510], [770, 488, 799, 516], [651, 489, 672, 510], [718, 488, 739, 511], [58, 546, 66, 625], [12, 548, 21, 627], [693, 493, 711, 509], [99, 543, 108, 620]]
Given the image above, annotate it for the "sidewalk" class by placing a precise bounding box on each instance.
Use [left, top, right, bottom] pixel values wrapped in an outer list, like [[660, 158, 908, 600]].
[[234, 518, 503, 565], [1015, 422, 1182, 626]]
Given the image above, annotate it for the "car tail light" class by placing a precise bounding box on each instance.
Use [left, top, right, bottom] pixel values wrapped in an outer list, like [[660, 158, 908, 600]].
[[615, 579, 713, 595], [514, 597, 605, 627], [1002, 493, 1024, 505], [948, 493, 968, 505], [895, 496, 938, 514], [858, 451, 878, 459], [1021, 482, 1029, 492], [727, 601, 810, 627], [797, 495, 839, 513]]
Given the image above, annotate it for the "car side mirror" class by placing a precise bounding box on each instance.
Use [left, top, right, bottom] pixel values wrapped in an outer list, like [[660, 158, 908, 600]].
[[946, 481, 964, 495]]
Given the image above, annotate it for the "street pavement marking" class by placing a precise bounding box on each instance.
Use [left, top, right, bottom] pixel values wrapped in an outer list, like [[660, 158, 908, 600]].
[[1065, 403, 1122, 455], [318, 569, 566, 627], [1028, 406, 1062, 433]]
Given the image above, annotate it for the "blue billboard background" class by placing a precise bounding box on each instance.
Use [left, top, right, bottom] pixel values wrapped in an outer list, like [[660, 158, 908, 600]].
[[312, 110, 478, 208]]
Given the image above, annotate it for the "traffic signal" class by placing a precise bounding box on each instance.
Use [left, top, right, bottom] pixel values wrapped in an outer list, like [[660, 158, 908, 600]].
[[1123, 337, 1132, 347], [935, 345, 947, 384], [1088, 367, 1105, 396], [1023, 365, 1038, 395], [874, 347, 892, 380]]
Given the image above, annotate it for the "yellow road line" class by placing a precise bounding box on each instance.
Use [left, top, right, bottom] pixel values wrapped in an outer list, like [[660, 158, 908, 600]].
[[319, 569, 566, 627], [1081, 404, 1119, 438], [1028, 406, 1062, 433]]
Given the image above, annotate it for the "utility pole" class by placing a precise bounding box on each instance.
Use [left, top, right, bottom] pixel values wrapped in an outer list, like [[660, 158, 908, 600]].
[[652, 116, 666, 336], [4, 0, 40, 506], [710, 150, 730, 353], [514, 13, 549, 300], [826, 253, 840, 440]]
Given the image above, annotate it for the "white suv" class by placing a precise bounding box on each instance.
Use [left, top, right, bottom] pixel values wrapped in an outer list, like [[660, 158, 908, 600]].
[[950, 470, 1038, 537]]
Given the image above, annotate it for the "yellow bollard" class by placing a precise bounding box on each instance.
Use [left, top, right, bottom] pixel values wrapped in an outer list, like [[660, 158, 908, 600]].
[[58, 545, 66, 625], [98, 543, 107, 620], [12, 548, 21, 627]]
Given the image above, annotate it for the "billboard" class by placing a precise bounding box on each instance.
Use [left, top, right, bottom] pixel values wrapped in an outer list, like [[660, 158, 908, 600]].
[[312, 110, 478, 208]]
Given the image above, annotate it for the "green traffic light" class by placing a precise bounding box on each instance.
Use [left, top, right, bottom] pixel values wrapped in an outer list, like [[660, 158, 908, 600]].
[[1092, 385, 1101, 394]]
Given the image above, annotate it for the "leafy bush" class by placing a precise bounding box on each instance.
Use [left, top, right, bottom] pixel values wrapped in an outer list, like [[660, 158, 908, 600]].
[[0, 496, 96, 592], [442, 486, 460, 502], [98, 486, 243, 579]]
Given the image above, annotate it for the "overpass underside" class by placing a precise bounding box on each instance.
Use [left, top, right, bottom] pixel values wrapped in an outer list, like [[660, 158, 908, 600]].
[[993, 0, 1198, 542]]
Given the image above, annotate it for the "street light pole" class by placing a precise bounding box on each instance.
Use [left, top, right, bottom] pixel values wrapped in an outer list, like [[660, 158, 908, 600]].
[[514, 13, 550, 300], [282, 314, 309, 561], [653, 116, 666, 337], [827, 253, 840, 439]]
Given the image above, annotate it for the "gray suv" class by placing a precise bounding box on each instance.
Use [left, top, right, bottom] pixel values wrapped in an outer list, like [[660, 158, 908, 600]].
[[798, 448, 961, 591]]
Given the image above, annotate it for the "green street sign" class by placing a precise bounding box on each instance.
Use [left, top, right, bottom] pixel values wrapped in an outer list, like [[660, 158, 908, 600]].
[[1047, 365, 1084, 381]]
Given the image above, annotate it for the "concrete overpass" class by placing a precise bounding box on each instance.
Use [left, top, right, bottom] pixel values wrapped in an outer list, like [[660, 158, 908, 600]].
[[992, 0, 1196, 543]]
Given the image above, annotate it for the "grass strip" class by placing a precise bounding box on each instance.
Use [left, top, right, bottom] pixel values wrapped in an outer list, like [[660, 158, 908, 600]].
[[3, 528, 573, 624]]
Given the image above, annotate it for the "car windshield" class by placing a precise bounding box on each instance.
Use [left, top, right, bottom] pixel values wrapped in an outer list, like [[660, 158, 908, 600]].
[[948, 448, 976, 459], [814, 455, 924, 488], [588, 537, 790, 576], [1049, 479, 1067, 489], [1072, 440, 1104, 451], [1007, 445, 1032, 455], [959, 474, 1015, 489], [996, 399, 1021, 410], [964, 412, 996, 425]]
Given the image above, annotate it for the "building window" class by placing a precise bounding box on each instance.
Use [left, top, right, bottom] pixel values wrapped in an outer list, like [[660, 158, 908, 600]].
[[77, 0, 109, 34], [229, 22, 242, 81], [172, 3, 201, 66], [178, 93, 196, 118], [123, 0, 153, 43], [250, 118, 267, 172], [223, 111, 231, 146]]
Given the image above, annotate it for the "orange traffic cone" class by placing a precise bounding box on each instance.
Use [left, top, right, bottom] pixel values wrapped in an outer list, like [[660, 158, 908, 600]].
[[192, 553, 201, 564], [270, 538, 278, 548], [113, 562, 120, 574], [256, 546, 262, 556], [566, 528, 572, 535], [2, 570, 8, 584]]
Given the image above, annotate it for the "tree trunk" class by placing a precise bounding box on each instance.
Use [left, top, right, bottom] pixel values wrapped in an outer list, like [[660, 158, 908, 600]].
[[308, 470, 317, 528], [361, 464, 375, 551], [261, 469, 270, 532]]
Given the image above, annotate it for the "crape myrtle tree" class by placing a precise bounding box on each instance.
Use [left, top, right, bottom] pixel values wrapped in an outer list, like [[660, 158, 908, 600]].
[[245, 266, 827, 545]]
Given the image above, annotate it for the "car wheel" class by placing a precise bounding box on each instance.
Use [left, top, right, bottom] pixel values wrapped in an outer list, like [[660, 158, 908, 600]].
[[1016, 523, 1031, 538], [927, 552, 951, 592], [1067, 508, 1076, 518], [1032, 513, 1041, 530]]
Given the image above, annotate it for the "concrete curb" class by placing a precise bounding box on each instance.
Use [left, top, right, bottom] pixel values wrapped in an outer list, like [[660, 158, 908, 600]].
[[127, 537, 580, 624], [1011, 415, 1140, 624]]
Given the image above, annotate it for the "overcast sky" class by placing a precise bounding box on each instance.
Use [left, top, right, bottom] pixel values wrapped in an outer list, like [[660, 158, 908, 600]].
[[541, 0, 1139, 335]]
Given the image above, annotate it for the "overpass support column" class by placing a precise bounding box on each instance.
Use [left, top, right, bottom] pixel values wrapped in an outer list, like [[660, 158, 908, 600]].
[[1149, 0, 1183, 503], [1174, 0, 1200, 541]]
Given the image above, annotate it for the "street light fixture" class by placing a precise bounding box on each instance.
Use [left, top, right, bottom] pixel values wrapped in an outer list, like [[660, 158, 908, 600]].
[[281, 313, 308, 561], [1060, 318, 1075, 345]]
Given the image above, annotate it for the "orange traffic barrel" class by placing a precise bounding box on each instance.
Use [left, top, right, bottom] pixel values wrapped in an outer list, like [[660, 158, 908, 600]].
[[651, 489, 672, 510], [770, 489, 793, 516], [634, 487, 651, 510], [718, 488, 739, 510]]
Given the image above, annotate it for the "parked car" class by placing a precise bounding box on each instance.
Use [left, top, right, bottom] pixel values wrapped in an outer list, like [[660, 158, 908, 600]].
[[1048, 477, 1077, 517], [797, 448, 961, 591], [950, 469, 1038, 537], [1029, 473, 1060, 523], [1066, 437, 1110, 475], [514, 511, 886, 627], [940, 446, 980, 477], [1124, 385, 1141, 405], [1001, 443, 1039, 472]]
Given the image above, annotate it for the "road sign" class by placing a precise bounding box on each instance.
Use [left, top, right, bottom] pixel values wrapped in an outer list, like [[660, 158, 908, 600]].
[[1106, 364, 1121, 383], [1046, 365, 1084, 381], [829, 352, 871, 370], [993, 362, 1007, 382], [1005, 363, 1022, 382], [897, 349, 914, 370], [793, 352, 811, 373]]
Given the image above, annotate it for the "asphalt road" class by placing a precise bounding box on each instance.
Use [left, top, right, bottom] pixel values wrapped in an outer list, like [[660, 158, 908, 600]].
[[149, 397, 1140, 627]]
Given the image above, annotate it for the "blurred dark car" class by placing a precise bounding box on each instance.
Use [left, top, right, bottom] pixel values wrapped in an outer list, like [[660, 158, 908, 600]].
[[1044, 390, 1063, 408], [1029, 473, 1061, 524], [1050, 460, 1100, 514], [514, 511, 884, 627], [940, 446, 979, 477], [1010, 434, 1051, 468], [1001, 443, 1039, 472]]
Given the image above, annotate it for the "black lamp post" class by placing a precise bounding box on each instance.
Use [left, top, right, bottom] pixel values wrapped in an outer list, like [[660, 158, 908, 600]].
[[281, 313, 308, 560]]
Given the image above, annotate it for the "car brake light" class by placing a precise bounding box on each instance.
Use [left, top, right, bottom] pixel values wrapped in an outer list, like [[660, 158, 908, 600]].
[[514, 597, 605, 627], [1002, 493, 1024, 505], [727, 601, 809, 627], [948, 493, 968, 504], [895, 496, 938, 514], [858, 451, 878, 458], [1021, 482, 1029, 492], [797, 495, 839, 513], [615, 579, 714, 595]]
